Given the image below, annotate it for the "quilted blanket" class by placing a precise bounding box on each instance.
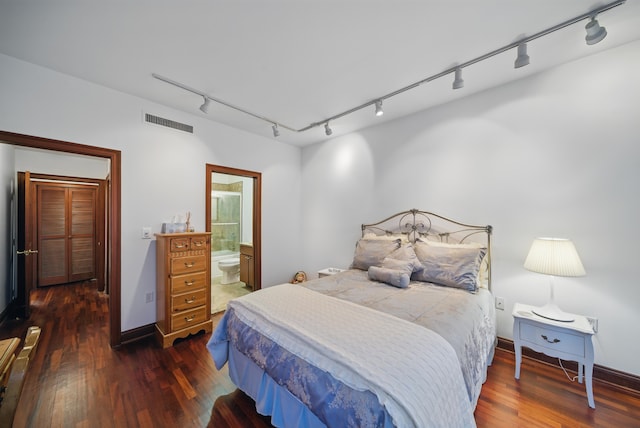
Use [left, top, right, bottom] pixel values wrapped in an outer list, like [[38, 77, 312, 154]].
[[212, 283, 476, 428]]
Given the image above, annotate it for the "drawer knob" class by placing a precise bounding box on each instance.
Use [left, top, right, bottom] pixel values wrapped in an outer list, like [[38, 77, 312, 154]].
[[185, 316, 195, 322], [185, 280, 194, 286], [184, 262, 195, 268], [541, 335, 560, 344], [185, 297, 195, 304], [175, 244, 185, 249]]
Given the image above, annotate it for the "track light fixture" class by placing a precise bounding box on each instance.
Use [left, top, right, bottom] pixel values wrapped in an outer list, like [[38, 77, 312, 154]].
[[375, 100, 384, 117], [452, 68, 464, 90], [199, 96, 211, 114], [585, 16, 607, 45], [514, 43, 530, 68], [152, 0, 625, 138]]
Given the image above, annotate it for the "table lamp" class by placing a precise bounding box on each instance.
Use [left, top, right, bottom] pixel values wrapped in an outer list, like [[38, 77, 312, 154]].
[[524, 237, 586, 322]]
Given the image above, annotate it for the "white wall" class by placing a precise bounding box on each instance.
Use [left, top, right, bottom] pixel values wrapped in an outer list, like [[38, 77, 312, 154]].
[[14, 147, 110, 179], [0, 53, 303, 331], [301, 40, 640, 376], [0, 144, 15, 314]]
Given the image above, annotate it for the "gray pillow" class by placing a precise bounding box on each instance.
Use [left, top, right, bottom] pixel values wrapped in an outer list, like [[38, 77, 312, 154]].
[[387, 243, 422, 273], [411, 241, 487, 292], [351, 239, 401, 270], [381, 257, 417, 276], [368, 266, 410, 288]]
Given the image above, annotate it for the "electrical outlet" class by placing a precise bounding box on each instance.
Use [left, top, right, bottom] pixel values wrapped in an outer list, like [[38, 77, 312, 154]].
[[495, 296, 505, 311], [145, 292, 154, 303], [142, 226, 152, 239], [586, 316, 598, 333]]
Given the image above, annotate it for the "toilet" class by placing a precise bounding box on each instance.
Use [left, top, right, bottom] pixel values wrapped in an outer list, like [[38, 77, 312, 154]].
[[218, 257, 240, 284]]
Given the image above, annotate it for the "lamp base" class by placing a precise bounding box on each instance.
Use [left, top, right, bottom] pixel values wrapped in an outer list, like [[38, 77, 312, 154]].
[[532, 303, 575, 322]]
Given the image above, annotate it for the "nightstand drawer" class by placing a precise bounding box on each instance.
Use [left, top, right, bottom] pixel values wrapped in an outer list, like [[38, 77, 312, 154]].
[[519, 322, 585, 357]]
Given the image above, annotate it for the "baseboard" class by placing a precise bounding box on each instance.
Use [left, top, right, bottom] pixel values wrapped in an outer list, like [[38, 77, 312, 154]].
[[120, 323, 156, 345], [497, 337, 640, 395]]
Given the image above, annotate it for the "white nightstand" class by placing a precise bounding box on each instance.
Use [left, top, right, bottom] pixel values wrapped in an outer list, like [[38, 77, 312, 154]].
[[512, 302, 596, 408], [317, 267, 345, 278]]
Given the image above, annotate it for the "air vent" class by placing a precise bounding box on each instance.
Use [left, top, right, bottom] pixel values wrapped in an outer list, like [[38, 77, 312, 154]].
[[144, 113, 193, 133]]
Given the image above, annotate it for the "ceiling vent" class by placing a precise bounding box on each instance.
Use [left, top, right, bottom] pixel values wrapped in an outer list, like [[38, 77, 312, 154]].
[[144, 113, 193, 134]]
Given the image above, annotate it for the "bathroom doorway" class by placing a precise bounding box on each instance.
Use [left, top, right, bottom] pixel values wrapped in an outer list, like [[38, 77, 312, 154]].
[[206, 164, 261, 314]]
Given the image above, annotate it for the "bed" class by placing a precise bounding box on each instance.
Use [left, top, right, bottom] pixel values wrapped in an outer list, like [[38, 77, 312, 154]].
[[207, 209, 495, 428]]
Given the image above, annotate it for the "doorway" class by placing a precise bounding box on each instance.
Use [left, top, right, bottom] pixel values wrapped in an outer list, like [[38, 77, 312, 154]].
[[205, 164, 261, 313], [27, 174, 106, 289], [2, 130, 122, 347]]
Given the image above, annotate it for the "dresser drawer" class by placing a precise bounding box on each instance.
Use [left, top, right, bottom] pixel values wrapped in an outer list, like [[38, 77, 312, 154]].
[[170, 254, 207, 275], [171, 289, 206, 312], [190, 236, 208, 250], [171, 306, 208, 331], [519, 322, 585, 357], [171, 271, 206, 294], [170, 237, 191, 252]]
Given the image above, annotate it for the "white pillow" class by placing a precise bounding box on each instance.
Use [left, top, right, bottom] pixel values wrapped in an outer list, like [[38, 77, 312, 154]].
[[363, 232, 409, 243]]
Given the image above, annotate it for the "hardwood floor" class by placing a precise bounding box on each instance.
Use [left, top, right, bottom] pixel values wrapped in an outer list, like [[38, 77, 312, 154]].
[[2, 282, 639, 427]]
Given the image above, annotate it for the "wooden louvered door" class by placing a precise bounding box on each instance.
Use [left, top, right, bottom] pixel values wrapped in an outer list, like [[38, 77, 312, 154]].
[[37, 183, 97, 287]]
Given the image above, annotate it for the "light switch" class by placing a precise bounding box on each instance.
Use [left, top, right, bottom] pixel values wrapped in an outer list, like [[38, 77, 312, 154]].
[[142, 227, 152, 239]]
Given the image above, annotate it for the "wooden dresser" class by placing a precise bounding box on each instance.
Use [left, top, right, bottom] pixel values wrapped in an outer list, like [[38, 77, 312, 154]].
[[155, 232, 213, 348]]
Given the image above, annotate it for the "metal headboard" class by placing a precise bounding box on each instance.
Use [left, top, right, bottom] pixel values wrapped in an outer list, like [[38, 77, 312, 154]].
[[361, 208, 493, 290]]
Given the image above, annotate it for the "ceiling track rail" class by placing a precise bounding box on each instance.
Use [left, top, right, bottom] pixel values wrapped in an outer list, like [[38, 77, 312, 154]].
[[152, 0, 625, 136]]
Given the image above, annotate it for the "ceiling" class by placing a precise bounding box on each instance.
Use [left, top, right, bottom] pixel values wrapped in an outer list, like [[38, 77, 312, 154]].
[[1, 1, 639, 146]]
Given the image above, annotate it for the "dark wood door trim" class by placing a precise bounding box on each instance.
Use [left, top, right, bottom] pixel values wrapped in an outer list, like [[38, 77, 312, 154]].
[[1, 130, 122, 347], [16, 172, 34, 319], [206, 164, 262, 291]]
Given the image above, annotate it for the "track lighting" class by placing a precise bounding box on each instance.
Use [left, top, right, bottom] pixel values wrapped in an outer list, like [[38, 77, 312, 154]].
[[514, 43, 530, 68], [585, 16, 607, 45], [199, 96, 211, 114], [375, 100, 384, 117], [452, 68, 464, 90], [152, 0, 625, 137]]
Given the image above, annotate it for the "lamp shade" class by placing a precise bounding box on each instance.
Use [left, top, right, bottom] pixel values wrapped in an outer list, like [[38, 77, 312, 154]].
[[524, 237, 585, 277]]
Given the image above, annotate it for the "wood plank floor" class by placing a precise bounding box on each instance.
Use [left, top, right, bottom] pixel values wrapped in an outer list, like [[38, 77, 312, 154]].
[[1, 282, 639, 427]]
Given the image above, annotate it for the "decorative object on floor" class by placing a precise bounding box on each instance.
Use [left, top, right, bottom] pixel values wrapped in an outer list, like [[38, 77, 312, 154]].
[[291, 271, 307, 284], [524, 237, 586, 322]]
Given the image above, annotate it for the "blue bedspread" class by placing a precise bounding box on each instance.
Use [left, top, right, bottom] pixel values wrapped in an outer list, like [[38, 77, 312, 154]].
[[211, 306, 391, 427]]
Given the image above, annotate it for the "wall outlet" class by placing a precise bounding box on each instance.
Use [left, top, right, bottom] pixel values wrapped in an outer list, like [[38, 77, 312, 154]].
[[145, 292, 154, 303], [495, 296, 505, 311], [142, 226, 152, 239], [586, 316, 598, 333]]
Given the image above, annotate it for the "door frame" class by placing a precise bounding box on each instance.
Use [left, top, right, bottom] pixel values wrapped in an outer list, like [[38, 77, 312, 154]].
[[2, 130, 122, 347], [206, 164, 261, 291]]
